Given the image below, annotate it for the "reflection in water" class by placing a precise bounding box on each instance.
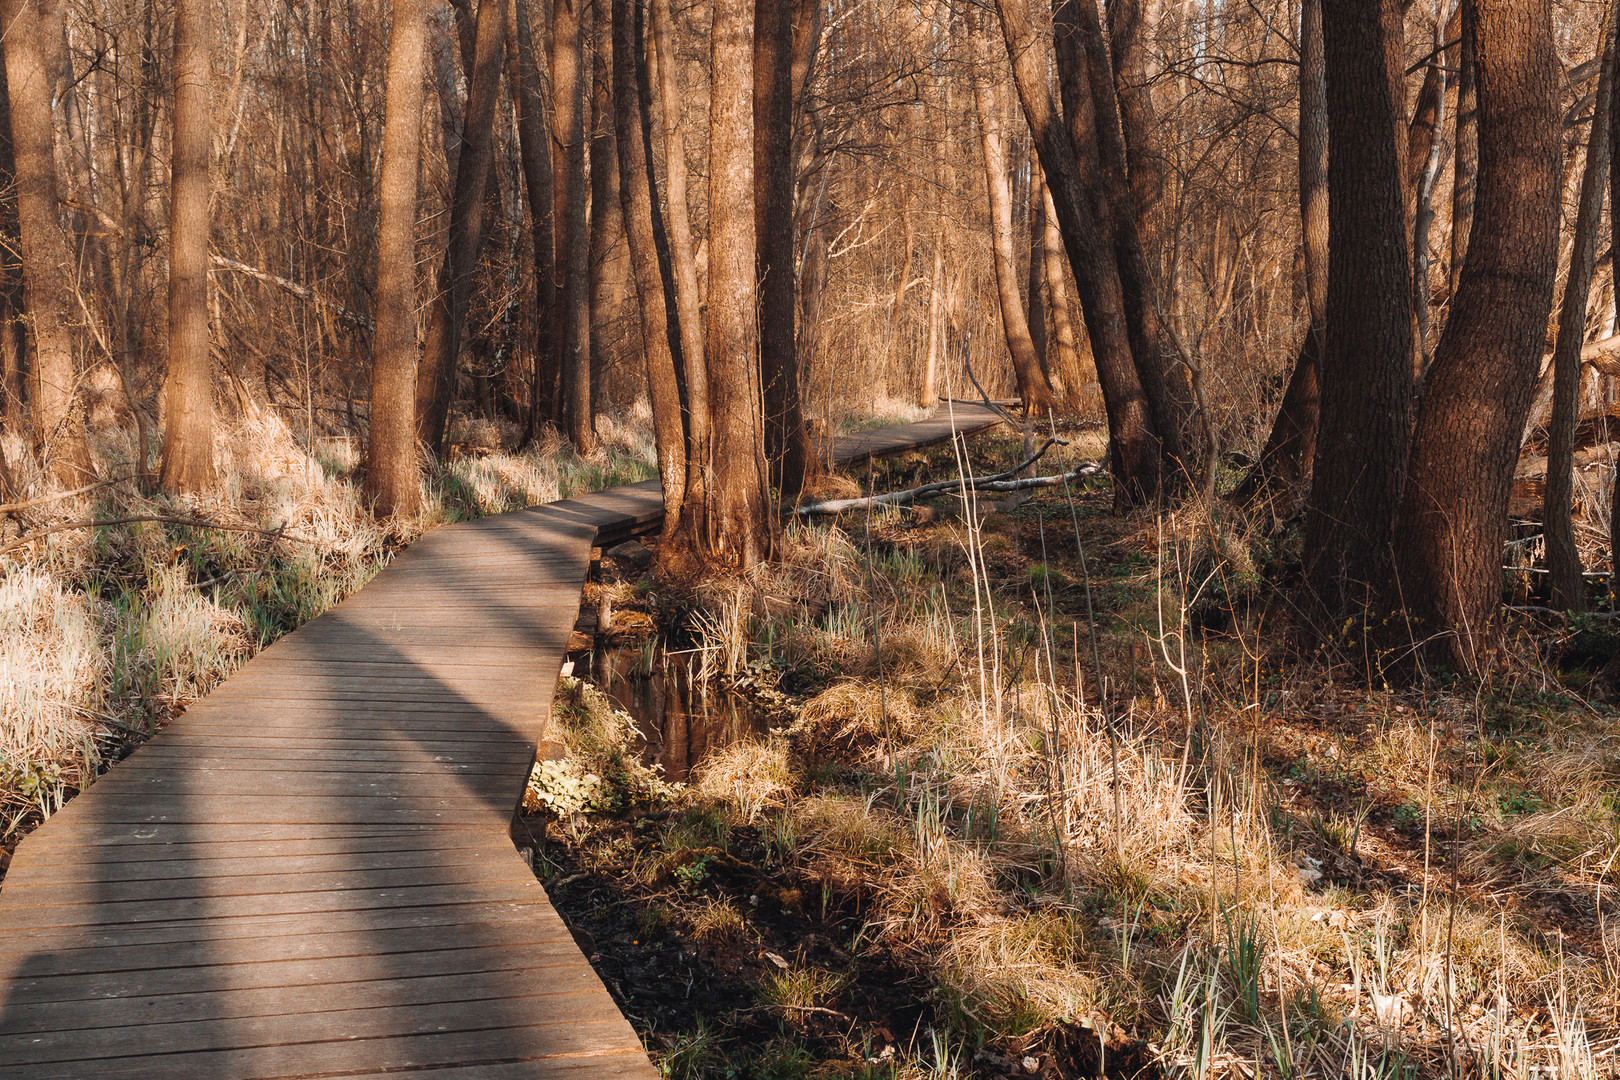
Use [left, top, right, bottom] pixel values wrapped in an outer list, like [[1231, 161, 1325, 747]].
[[580, 642, 766, 784]]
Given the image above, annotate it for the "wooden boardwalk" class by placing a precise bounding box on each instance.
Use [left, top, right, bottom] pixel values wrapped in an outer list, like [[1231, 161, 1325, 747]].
[[0, 404, 1001, 1078]]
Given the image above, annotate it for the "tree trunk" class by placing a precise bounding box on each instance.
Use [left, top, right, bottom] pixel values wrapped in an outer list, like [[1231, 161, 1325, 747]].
[[507, 0, 555, 447], [1232, 0, 1325, 506], [993, 0, 1162, 505], [364, 0, 430, 519], [921, 230, 943, 408], [696, 0, 770, 568], [1106, 0, 1169, 281], [651, 0, 711, 535], [971, 14, 1056, 416], [1055, 0, 1194, 478], [1303, 0, 1412, 627], [1041, 180, 1091, 413], [755, 0, 814, 495], [1026, 154, 1048, 386], [1390, 0, 1562, 670], [1451, 11, 1478, 299], [414, 0, 505, 455], [585, 19, 620, 447], [0, 43, 25, 432], [612, 0, 684, 538], [1546, 3, 1616, 612], [1, 0, 91, 482], [550, 0, 590, 445], [159, 0, 214, 494]]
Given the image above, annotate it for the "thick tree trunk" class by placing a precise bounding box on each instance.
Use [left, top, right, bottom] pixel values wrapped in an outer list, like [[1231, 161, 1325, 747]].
[[971, 16, 1056, 416], [1106, 0, 1169, 281], [1055, 0, 1194, 477], [1232, 0, 1325, 506], [1, 0, 91, 482], [1390, 0, 1561, 670], [993, 0, 1163, 506], [755, 0, 814, 495], [1303, 0, 1412, 627], [697, 0, 770, 568], [364, 0, 430, 519], [1026, 155, 1048, 385], [1545, 5, 1615, 613], [612, 0, 684, 537], [651, 0, 711, 534], [550, 0, 590, 445], [159, 0, 214, 494], [414, 0, 505, 455], [507, 0, 555, 446]]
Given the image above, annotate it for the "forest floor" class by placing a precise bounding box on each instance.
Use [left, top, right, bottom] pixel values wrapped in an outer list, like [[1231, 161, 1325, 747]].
[[524, 422, 1620, 1080]]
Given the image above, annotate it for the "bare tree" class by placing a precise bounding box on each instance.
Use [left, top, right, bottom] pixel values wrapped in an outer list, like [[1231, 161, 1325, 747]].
[[1, 0, 91, 482], [551, 0, 591, 449], [507, 0, 555, 446], [158, 0, 214, 494], [364, 0, 430, 518], [1390, 0, 1562, 669]]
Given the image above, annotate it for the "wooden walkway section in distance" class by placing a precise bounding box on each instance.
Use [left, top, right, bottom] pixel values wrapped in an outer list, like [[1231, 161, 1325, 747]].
[[0, 404, 1001, 1078]]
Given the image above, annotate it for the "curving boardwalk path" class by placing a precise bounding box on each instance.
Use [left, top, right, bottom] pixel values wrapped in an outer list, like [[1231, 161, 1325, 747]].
[[0, 404, 1001, 1078]]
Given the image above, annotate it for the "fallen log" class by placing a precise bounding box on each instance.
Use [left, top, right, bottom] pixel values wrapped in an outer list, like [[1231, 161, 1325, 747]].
[[797, 456, 1104, 517]]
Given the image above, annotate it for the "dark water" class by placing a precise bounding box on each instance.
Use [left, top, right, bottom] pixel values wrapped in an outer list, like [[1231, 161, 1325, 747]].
[[577, 643, 767, 784]]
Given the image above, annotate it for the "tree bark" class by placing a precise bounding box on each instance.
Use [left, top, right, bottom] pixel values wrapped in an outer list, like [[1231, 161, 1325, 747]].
[[755, 0, 814, 495], [1041, 180, 1091, 412], [1026, 152, 1048, 386], [1106, 0, 1169, 282], [364, 0, 430, 518], [507, 0, 555, 447], [1, 0, 91, 482], [1232, 0, 1325, 506], [0, 57, 25, 434], [971, 14, 1056, 416], [1390, 0, 1561, 670], [651, 0, 711, 535], [1303, 0, 1412, 627], [993, 0, 1162, 506], [1545, 3, 1615, 612], [159, 0, 214, 494], [414, 0, 506, 455], [1451, 11, 1478, 299], [697, 0, 770, 567], [550, 0, 590, 445], [612, 0, 684, 538]]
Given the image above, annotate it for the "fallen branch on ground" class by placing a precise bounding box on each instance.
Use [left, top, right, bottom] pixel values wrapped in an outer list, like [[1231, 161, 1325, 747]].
[[0, 474, 133, 516], [798, 447, 1103, 517], [0, 516, 306, 559]]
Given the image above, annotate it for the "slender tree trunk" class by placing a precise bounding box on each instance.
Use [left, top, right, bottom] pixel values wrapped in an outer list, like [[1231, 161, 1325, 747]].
[[364, 0, 430, 518], [1, 0, 91, 482], [652, 0, 711, 534], [1303, 0, 1412, 627], [1041, 180, 1090, 412], [993, 0, 1162, 505], [159, 0, 214, 494], [1026, 155, 1048, 388], [697, 0, 770, 567], [755, 0, 814, 495], [972, 15, 1056, 415], [1390, 0, 1561, 670], [1546, 3, 1616, 612], [550, 0, 590, 445], [507, 0, 555, 446], [586, 18, 620, 446], [1232, 0, 1325, 506], [0, 53, 26, 432], [612, 0, 684, 538], [414, 0, 505, 455], [921, 231, 943, 408]]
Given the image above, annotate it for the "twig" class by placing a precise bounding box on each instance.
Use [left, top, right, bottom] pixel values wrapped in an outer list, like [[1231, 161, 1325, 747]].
[[796, 439, 1081, 516], [0, 474, 132, 516], [0, 516, 305, 558]]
